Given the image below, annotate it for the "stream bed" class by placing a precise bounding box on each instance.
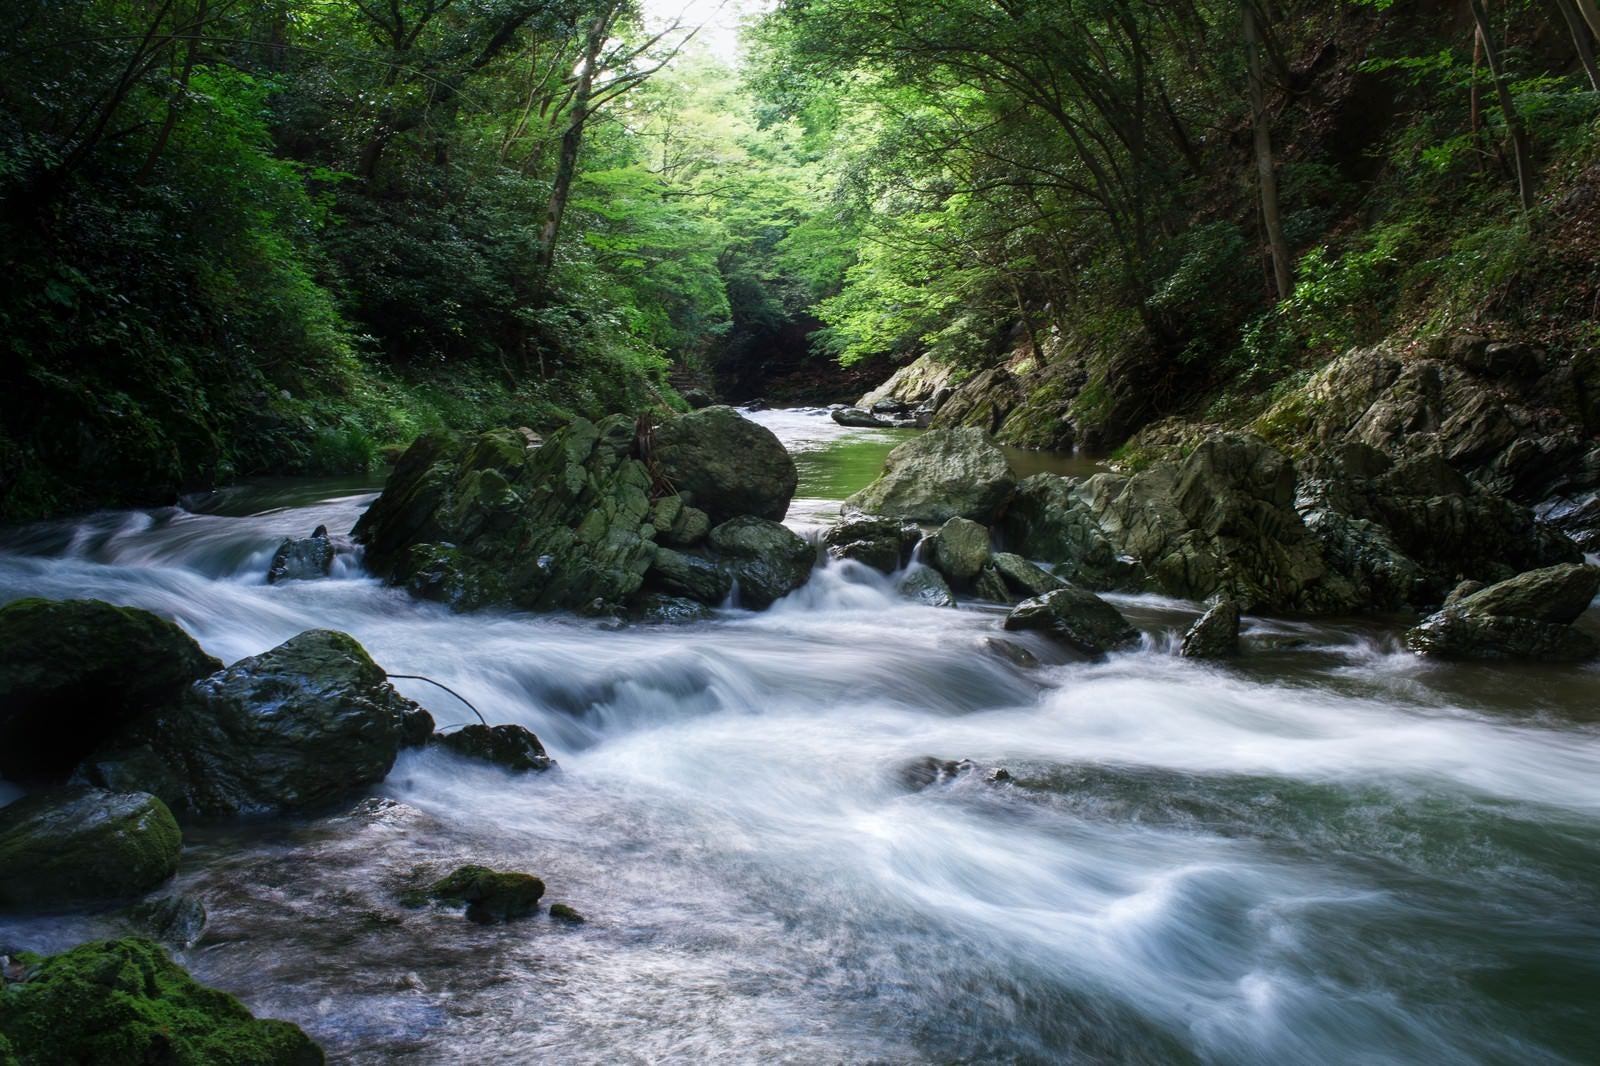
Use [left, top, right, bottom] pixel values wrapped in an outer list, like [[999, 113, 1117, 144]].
[[2, 408, 1599, 1064]]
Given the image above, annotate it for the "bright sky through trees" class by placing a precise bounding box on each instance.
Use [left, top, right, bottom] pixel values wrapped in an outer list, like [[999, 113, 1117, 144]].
[[643, 0, 764, 63]]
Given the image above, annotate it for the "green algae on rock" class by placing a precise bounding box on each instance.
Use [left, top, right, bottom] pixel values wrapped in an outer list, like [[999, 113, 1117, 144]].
[[0, 788, 180, 910], [431, 865, 546, 924], [0, 938, 323, 1065]]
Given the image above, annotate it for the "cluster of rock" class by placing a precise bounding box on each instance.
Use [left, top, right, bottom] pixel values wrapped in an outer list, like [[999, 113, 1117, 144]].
[[840, 420, 1598, 661], [350, 406, 815, 617]]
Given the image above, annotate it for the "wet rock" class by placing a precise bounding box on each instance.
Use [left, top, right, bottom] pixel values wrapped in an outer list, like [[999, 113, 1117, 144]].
[[982, 638, 1040, 669], [649, 496, 711, 549], [681, 387, 714, 410], [1537, 490, 1600, 552], [1179, 600, 1241, 659], [627, 594, 715, 624], [0, 788, 180, 909], [0, 598, 221, 785], [970, 566, 1013, 604], [548, 903, 585, 924], [122, 894, 207, 948], [897, 756, 1012, 791], [844, 427, 1016, 523], [1441, 579, 1486, 608], [432, 724, 554, 773], [823, 516, 918, 573], [1003, 588, 1140, 659], [266, 525, 334, 584], [651, 406, 797, 524], [990, 552, 1066, 600], [647, 546, 733, 604], [898, 568, 956, 607], [707, 516, 815, 608], [831, 407, 891, 428], [353, 419, 659, 612], [431, 865, 545, 924], [998, 474, 1143, 592], [82, 630, 432, 816], [0, 938, 323, 1064], [926, 517, 991, 587], [1405, 564, 1600, 661]]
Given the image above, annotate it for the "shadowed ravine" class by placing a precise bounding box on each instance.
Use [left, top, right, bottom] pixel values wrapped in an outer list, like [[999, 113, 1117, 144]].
[[2, 409, 1598, 1065]]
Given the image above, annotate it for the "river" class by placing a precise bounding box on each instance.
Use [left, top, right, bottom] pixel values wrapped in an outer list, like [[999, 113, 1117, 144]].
[[2, 408, 1598, 1065]]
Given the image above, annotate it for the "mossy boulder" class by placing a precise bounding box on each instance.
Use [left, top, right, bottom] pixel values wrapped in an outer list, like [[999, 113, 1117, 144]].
[[0, 788, 180, 909], [353, 418, 659, 612], [432, 724, 554, 773], [82, 630, 432, 817], [706, 517, 816, 608], [925, 517, 992, 588], [844, 427, 1016, 524], [1405, 563, 1600, 661], [650, 406, 798, 524], [1003, 587, 1140, 659], [431, 865, 545, 924], [0, 937, 322, 1065], [0, 599, 220, 785]]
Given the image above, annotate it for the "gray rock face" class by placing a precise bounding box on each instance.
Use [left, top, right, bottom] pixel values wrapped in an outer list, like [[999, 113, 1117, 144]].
[[1003, 588, 1140, 658], [83, 630, 433, 816], [433, 724, 554, 772], [1180, 600, 1241, 659], [823, 517, 918, 573], [1405, 563, 1600, 661], [0, 598, 222, 785], [267, 526, 334, 584], [844, 427, 1016, 523], [708, 517, 816, 608], [926, 517, 992, 586], [928, 366, 1025, 434], [353, 418, 659, 612], [651, 405, 798, 524], [0, 787, 181, 908], [999, 474, 1142, 592]]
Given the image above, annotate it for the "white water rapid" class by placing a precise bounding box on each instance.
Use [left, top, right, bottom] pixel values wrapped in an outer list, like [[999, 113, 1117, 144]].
[[2, 408, 1598, 1064]]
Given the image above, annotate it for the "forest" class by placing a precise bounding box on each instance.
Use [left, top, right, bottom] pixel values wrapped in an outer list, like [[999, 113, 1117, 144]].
[[3, 0, 1598, 519]]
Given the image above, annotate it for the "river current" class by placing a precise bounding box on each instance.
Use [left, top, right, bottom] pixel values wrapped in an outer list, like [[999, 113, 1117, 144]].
[[2, 408, 1598, 1064]]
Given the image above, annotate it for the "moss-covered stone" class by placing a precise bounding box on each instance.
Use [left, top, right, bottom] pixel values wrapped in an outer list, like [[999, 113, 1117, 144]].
[[431, 724, 554, 773], [430, 865, 545, 924], [0, 937, 322, 1065], [547, 903, 585, 924], [0, 599, 221, 784], [0, 788, 180, 910]]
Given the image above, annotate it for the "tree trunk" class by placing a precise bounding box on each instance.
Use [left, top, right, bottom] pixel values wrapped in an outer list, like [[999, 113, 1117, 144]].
[[535, 13, 606, 281], [1468, 0, 1535, 211], [1550, 0, 1600, 90], [1243, 1, 1292, 300]]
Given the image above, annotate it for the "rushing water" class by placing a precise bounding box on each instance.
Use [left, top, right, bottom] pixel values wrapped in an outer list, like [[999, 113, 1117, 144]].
[[3, 408, 1600, 1065]]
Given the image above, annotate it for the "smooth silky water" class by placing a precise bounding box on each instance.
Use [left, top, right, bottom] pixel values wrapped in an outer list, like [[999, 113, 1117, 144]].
[[2, 408, 1598, 1064]]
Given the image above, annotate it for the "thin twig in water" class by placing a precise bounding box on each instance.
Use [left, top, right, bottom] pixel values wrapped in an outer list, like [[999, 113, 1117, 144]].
[[388, 673, 488, 727]]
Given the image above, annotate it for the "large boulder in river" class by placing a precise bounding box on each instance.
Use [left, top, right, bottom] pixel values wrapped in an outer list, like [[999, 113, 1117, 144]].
[[844, 427, 1015, 523], [1003, 587, 1140, 658], [266, 525, 334, 584], [707, 516, 815, 608], [650, 406, 797, 524], [0, 598, 221, 785], [353, 417, 659, 612], [81, 630, 433, 816], [0, 937, 324, 1064], [823, 516, 919, 573], [999, 474, 1144, 592], [925, 517, 991, 588], [0, 788, 180, 909], [1405, 563, 1600, 661]]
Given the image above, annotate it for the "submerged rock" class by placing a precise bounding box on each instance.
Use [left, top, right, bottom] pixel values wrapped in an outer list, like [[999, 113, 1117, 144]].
[[1405, 563, 1600, 662], [844, 427, 1016, 523], [0, 937, 323, 1065], [650, 406, 797, 524], [432, 724, 554, 773], [1179, 600, 1241, 659], [122, 894, 208, 949], [897, 756, 1012, 791], [0, 788, 180, 909], [1003, 588, 1140, 659], [266, 525, 334, 584], [0, 598, 221, 785], [82, 629, 433, 816], [548, 903, 585, 924], [431, 865, 545, 924]]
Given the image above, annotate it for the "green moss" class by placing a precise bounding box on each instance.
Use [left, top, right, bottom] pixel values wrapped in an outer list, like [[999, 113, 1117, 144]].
[[548, 903, 585, 924], [430, 865, 545, 924], [0, 938, 322, 1065], [0, 789, 182, 908]]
